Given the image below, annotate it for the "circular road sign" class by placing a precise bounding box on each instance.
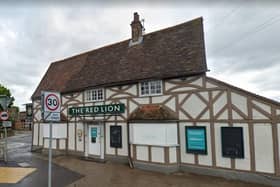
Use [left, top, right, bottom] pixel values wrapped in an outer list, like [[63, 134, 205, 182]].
[[0, 111, 9, 121], [45, 93, 60, 111]]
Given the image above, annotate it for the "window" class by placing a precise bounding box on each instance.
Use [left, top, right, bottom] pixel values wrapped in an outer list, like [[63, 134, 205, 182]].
[[85, 88, 104, 102], [140, 80, 162, 96]]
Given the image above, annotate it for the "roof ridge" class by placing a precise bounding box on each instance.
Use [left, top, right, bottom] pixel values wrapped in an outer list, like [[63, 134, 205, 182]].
[[50, 17, 203, 65]]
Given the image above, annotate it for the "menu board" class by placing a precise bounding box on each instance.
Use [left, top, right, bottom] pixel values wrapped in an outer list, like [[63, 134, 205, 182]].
[[221, 127, 244, 158], [185, 126, 207, 154], [110, 126, 122, 148]]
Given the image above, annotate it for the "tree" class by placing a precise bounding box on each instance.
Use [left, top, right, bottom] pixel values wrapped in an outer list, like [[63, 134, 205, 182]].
[[0, 84, 15, 110]]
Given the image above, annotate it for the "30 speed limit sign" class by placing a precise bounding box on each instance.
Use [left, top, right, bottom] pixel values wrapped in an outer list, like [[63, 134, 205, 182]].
[[42, 91, 61, 122]]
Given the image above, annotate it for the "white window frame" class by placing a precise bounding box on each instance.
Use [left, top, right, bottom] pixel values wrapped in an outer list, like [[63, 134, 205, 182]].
[[85, 88, 104, 102], [139, 80, 163, 97]]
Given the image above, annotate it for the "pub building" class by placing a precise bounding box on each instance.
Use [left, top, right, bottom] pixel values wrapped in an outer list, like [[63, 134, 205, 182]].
[[31, 13, 280, 186]]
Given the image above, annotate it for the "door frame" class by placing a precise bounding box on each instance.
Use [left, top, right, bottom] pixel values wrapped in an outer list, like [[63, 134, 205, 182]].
[[85, 122, 105, 160]]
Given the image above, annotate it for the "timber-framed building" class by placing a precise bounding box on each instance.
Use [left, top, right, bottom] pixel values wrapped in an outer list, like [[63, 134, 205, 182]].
[[31, 13, 280, 185]]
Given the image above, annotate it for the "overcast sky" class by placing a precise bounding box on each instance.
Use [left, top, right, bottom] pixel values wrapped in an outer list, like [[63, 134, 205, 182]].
[[0, 1, 279, 111]]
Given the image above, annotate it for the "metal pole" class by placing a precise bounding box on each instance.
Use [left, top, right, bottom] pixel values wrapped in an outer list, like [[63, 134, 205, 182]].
[[48, 122, 52, 187]]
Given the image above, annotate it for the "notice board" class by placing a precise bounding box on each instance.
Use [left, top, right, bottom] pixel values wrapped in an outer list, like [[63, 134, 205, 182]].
[[185, 126, 207, 154], [221, 127, 244, 158], [110, 126, 122, 148]]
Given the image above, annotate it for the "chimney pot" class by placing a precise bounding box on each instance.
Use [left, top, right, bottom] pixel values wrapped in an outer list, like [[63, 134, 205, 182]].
[[130, 12, 143, 46], [134, 12, 139, 22]]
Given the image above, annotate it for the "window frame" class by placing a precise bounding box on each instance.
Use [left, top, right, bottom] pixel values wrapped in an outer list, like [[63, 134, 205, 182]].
[[85, 88, 104, 102], [139, 80, 163, 97]]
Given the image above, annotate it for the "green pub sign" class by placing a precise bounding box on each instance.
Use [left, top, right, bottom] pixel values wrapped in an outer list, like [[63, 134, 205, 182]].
[[68, 103, 125, 116]]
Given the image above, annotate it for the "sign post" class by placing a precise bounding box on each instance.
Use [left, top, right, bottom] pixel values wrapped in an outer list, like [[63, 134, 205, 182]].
[[0, 95, 12, 163], [41, 91, 61, 187]]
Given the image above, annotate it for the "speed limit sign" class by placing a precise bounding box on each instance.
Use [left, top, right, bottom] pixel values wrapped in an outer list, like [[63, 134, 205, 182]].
[[42, 91, 61, 122]]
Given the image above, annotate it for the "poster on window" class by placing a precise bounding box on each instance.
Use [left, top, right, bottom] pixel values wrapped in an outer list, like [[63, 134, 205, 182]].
[[185, 126, 207, 154], [110, 126, 122, 148], [221, 127, 244, 158]]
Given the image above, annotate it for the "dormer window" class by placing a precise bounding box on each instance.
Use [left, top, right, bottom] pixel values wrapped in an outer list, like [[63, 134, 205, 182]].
[[140, 80, 162, 96], [85, 88, 104, 102]]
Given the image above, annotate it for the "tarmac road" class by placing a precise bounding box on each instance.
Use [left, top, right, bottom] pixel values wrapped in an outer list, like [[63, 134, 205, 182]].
[[0, 131, 83, 187]]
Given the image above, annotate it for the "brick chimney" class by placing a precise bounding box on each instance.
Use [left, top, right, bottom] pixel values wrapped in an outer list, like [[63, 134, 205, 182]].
[[129, 12, 143, 46]]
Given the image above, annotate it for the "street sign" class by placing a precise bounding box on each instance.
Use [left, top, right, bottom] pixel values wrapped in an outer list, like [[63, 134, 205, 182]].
[[41, 91, 61, 187], [2, 121, 12, 128], [41, 91, 61, 122], [0, 111, 9, 121], [26, 103, 33, 119]]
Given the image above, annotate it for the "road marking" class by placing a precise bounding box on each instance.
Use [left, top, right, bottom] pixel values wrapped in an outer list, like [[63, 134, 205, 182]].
[[0, 167, 36, 183]]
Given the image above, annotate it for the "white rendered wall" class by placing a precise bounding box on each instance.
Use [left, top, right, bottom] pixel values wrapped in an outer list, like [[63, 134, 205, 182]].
[[169, 147, 177, 163], [76, 123, 84, 152], [117, 123, 128, 156], [39, 124, 44, 146], [179, 122, 195, 164], [68, 123, 75, 150], [33, 123, 39, 145], [151, 147, 164, 163], [182, 94, 206, 119], [254, 123, 274, 173], [231, 92, 248, 116], [278, 124, 280, 169], [105, 123, 115, 155], [152, 95, 170, 104], [213, 93, 227, 116], [215, 123, 231, 168], [44, 138, 56, 149], [233, 123, 250, 171], [136, 145, 149, 161], [59, 139, 66, 149], [252, 100, 271, 113], [43, 123, 67, 138], [34, 109, 42, 121], [130, 123, 177, 146], [197, 122, 212, 166]]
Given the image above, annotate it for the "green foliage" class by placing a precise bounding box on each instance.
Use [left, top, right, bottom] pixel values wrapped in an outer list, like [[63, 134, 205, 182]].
[[0, 84, 15, 110]]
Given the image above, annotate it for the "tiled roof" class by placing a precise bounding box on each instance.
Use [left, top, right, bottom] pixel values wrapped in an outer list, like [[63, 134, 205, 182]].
[[32, 17, 207, 99]]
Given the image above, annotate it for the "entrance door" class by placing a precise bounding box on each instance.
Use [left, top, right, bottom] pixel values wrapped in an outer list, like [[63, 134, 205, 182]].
[[88, 125, 104, 158]]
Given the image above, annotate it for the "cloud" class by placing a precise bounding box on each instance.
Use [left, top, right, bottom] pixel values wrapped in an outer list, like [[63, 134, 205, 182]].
[[0, 1, 279, 111]]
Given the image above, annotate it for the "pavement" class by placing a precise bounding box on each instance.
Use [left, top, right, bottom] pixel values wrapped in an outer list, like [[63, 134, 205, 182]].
[[0, 131, 272, 187], [53, 155, 270, 187]]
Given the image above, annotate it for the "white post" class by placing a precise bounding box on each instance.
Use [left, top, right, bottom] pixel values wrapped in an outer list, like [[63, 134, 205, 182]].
[[100, 125, 104, 160], [4, 127, 7, 162], [85, 124, 88, 157], [48, 122, 53, 187]]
